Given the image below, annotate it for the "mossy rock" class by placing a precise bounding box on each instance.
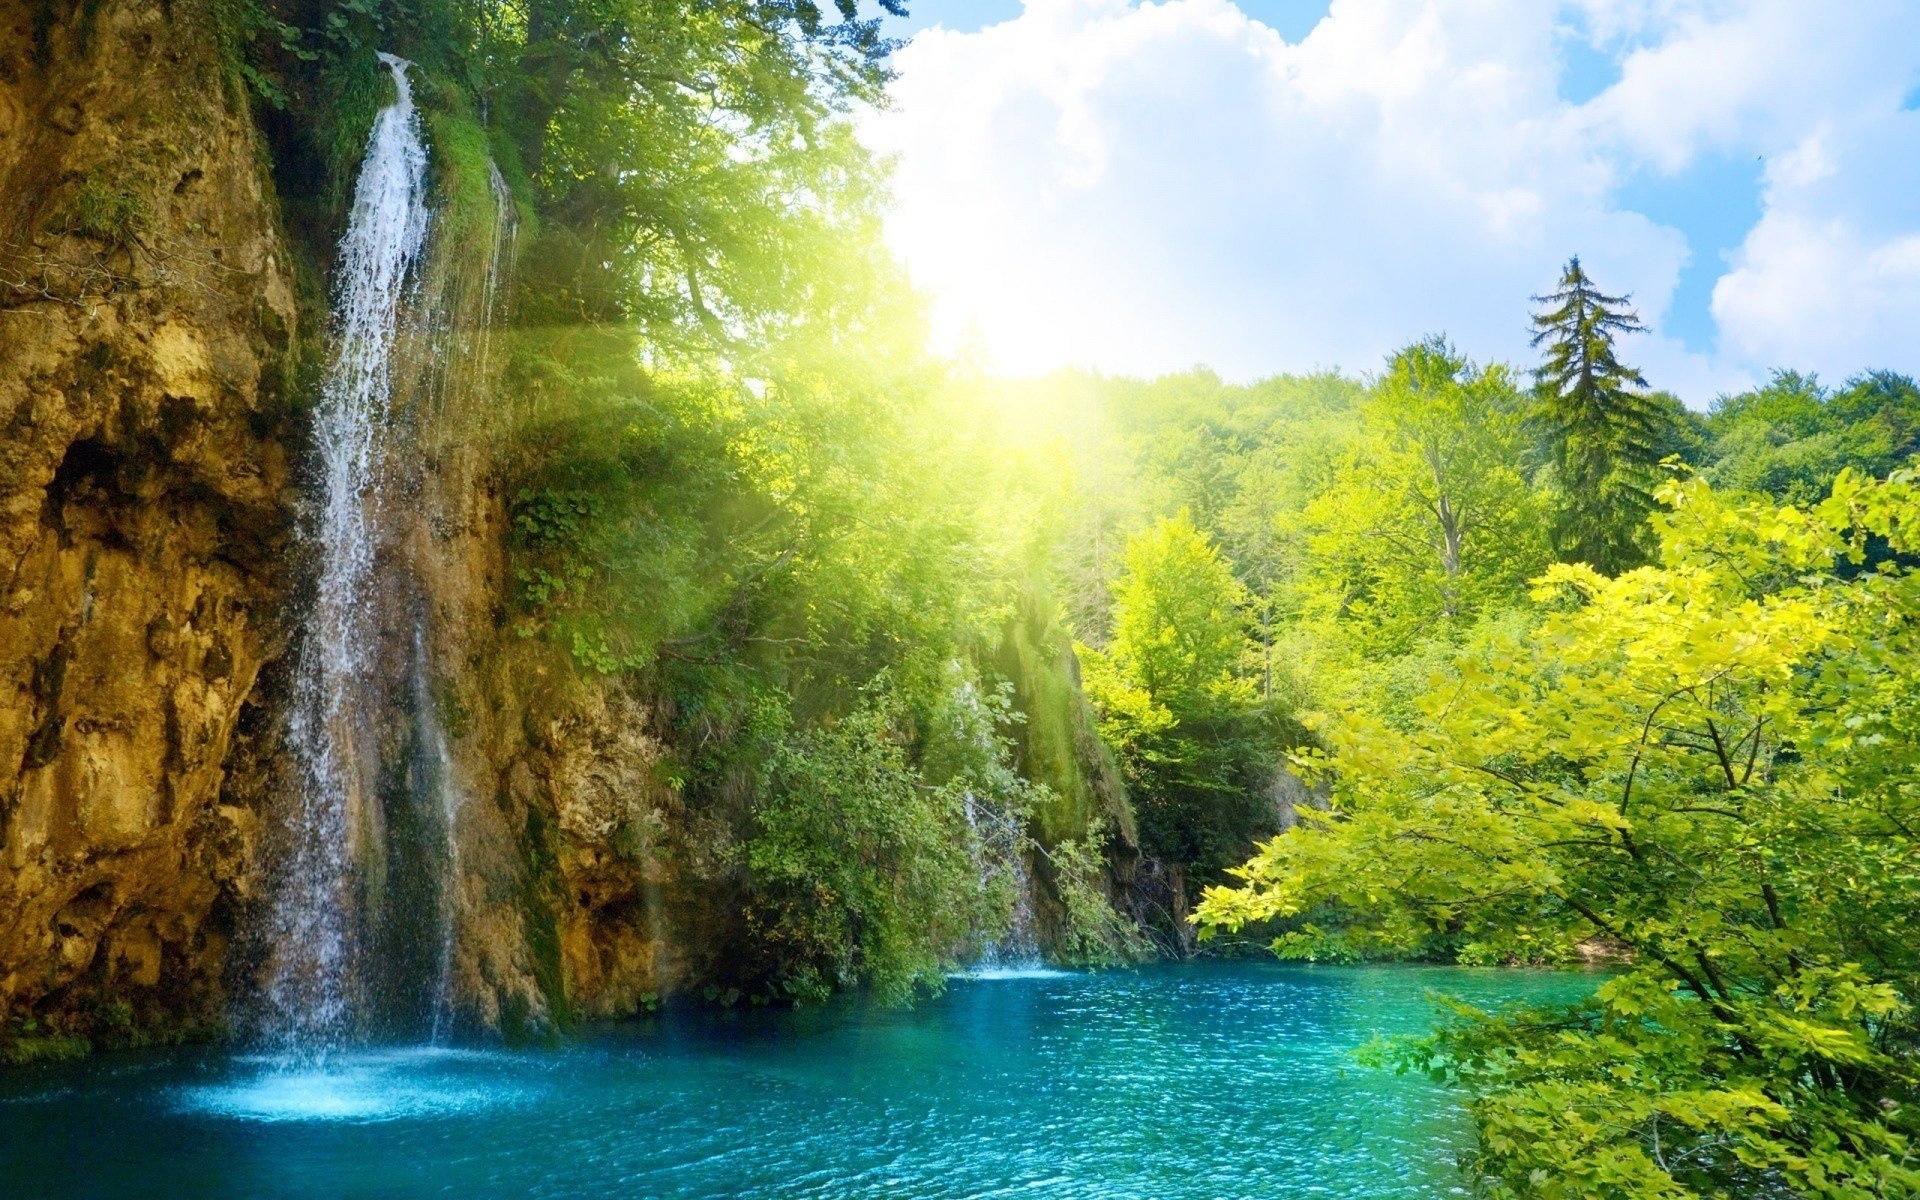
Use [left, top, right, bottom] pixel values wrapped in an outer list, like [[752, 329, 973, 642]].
[[2, 1033, 92, 1066], [48, 176, 151, 244]]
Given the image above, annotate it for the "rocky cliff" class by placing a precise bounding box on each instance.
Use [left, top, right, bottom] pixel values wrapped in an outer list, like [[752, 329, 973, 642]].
[[0, 0, 299, 1050], [0, 6, 778, 1047]]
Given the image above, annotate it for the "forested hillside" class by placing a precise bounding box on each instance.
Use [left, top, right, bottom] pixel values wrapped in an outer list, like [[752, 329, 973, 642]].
[[966, 282, 1920, 1194]]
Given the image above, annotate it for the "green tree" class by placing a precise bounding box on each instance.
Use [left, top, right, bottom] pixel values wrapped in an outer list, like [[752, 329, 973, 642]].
[[741, 684, 978, 1005], [1200, 471, 1920, 1198], [1103, 514, 1250, 706], [1080, 516, 1273, 880], [1707, 369, 1920, 507], [1297, 337, 1546, 654], [1531, 256, 1668, 573]]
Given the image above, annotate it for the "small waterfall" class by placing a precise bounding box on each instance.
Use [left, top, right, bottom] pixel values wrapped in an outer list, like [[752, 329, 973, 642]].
[[408, 135, 519, 1042], [963, 795, 1046, 972], [475, 161, 517, 417], [946, 672, 1049, 973], [413, 617, 462, 1044], [260, 53, 431, 1053]]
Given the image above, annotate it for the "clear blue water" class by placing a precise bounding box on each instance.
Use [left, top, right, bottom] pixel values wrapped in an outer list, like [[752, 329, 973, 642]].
[[0, 962, 1594, 1199]]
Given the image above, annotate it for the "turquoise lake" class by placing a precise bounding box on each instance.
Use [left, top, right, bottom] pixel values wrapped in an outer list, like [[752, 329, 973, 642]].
[[0, 962, 1595, 1199]]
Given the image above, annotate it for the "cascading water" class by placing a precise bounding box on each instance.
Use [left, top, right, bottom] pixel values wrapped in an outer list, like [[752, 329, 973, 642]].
[[475, 160, 517, 414], [946, 672, 1050, 974], [405, 131, 518, 1044], [963, 795, 1046, 973], [413, 618, 461, 1045], [259, 52, 431, 1053]]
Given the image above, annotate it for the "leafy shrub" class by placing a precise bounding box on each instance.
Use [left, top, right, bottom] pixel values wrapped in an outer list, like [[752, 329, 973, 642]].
[[741, 684, 979, 1004], [1202, 474, 1920, 1198], [1048, 822, 1151, 967]]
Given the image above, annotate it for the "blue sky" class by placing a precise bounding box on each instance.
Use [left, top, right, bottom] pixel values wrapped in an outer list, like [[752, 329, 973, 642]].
[[863, 1, 1920, 403], [893, 0, 1335, 43]]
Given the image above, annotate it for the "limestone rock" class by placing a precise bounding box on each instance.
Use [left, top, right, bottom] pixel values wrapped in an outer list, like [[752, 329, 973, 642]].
[[0, 0, 296, 1046]]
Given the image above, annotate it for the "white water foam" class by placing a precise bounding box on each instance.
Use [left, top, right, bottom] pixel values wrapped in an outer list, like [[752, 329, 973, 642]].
[[176, 1049, 526, 1123], [951, 965, 1077, 981]]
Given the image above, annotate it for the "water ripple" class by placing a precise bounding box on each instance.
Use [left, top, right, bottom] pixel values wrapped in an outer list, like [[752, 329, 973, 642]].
[[1, 963, 1597, 1200]]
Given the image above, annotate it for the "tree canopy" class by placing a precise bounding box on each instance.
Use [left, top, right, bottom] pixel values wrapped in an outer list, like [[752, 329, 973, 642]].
[[1531, 256, 1669, 573]]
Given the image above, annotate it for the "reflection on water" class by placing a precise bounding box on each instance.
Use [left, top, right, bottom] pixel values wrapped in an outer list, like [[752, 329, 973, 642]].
[[0, 962, 1596, 1200]]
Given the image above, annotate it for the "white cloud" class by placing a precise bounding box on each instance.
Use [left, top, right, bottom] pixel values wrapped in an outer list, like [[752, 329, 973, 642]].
[[1710, 102, 1920, 377], [1715, 215, 1920, 373], [866, 0, 1920, 402]]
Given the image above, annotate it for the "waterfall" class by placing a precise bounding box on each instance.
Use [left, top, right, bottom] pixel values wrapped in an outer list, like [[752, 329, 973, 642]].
[[476, 160, 517, 417], [418, 155, 518, 1042], [259, 53, 431, 1053], [414, 618, 461, 1045], [964, 794, 1046, 973], [947, 672, 1048, 973]]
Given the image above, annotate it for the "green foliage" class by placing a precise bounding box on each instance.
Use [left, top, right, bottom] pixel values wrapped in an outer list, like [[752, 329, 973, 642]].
[[209, 0, 310, 108], [0, 1018, 92, 1065], [1297, 336, 1547, 654], [1531, 256, 1671, 573], [988, 594, 1136, 850], [423, 102, 525, 261], [56, 178, 150, 244], [1080, 515, 1278, 878], [0, 996, 220, 1064], [512, 802, 574, 1037], [498, 315, 1134, 998], [1098, 513, 1251, 708], [3, 1034, 93, 1065], [1047, 822, 1153, 967], [740, 682, 979, 1005], [1707, 369, 1920, 507], [1200, 472, 1920, 1198], [483, 0, 901, 347]]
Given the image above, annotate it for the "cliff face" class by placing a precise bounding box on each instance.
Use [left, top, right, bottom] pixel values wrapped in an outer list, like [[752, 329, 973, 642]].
[[0, 3, 737, 1043], [0, 0, 299, 1044], [381, 447, 732, 1035]]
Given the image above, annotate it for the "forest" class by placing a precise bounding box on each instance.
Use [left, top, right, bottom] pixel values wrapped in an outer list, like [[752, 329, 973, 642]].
[[4, 1, 1920, 1198]]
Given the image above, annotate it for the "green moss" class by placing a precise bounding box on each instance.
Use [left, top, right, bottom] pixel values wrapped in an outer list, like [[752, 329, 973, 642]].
[[991, 592, 1135, 850], [513, 802, 574, 1038], [423, 104, 501, 265], [56, 178, 151, 245], [317, 53, 388, 208]]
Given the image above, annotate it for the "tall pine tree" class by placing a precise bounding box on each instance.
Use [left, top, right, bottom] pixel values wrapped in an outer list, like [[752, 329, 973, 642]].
[[1530, 257, 1667, 573]]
